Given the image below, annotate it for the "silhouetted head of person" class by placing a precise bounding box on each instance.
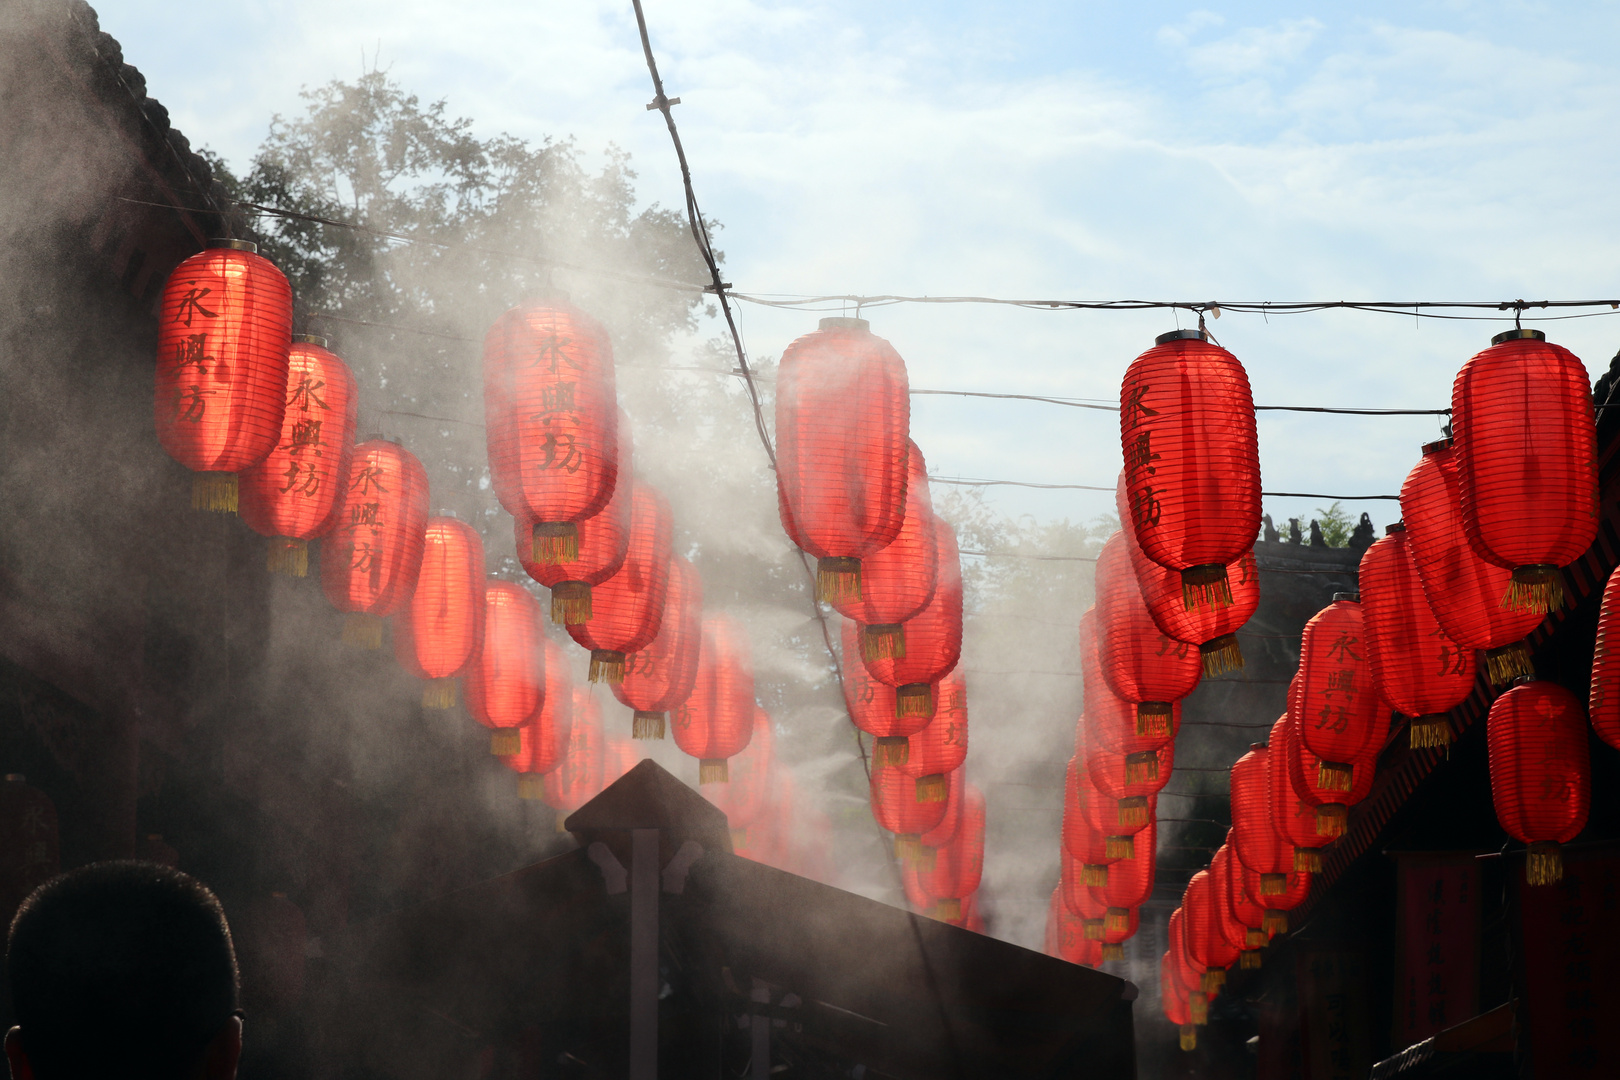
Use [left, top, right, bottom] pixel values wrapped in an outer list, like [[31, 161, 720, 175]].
[[5, 862, 242, 1080]]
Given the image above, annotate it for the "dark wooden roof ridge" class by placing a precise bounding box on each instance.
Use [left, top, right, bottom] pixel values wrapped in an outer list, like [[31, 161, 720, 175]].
[[563, 757, 734, 850]]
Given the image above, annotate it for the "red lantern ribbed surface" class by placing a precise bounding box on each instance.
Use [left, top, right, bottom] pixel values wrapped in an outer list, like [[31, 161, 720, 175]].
[[1209, 846, 1254, 955], [1119, 331, 1260, 601], [1090, 814, 1156, 912], [542, 688, 605, 814], [516, 408, 632, 623], [901, 670, 967, 802], [1050, 889, 1100, 966], [1185, 870, 1238, 973], [1063, 755, 1124, 877], [1284, 712, 1374, 842], [775, 317, 910, 599], [1222, 835, 1268, 938], [1086, 737, 1175, 801], [500, 639, 574, 789], [566, 481, 672, 683], [1241, 862, 1311, 923], [829, 440, 938, 660], [465, 582, 547, 752], [707, 708, 775, 831], [320, 440, 429, 640], [1400, 440, 1542, 682], [922, 783, 984, 903], [1452, 331, 1597, 612], [1081, 611, 1182, 762], [155, 241, 294, 507], [1096, 531, 1203, 713], [238, 337, 358, 569], [1359, 526, 1475, 748], [1296, 597, 1385, 788], [673, 615, 756, 783], [919, 769, 965, 850], [1076, 758, 1156, 843], [1487, 680, 1590, 886], [484, 298, 619, 559], [1062, 850, 1111, 933], [1230, 746, 1286, 877], [1267, 717, 1333, 871], [612, 554, 702, 739], [858, 513, 963, 716], [394, 518, 485, 703], [1588, 566, 1620, 750], [871, 763, 948, 849], [840, 632, 935, 759]]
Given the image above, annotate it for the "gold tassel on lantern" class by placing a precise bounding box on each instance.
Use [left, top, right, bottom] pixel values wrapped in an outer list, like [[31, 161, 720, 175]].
[[861, 623, 905, 661], [1245, 929, 1266, 948], [1316, 804, 1348, 837], [1118, 796, 1149, 827], [1181, 564, 1233, 610], [1125, 751, 1159, 784], [490, 729, 522, 756], [422, 679, 457, 709], [633, 711, 666, 740], [1081, 863, 1109, 887], [1262, 909, 1288, 936], [589, 649, 627, 684], [1137, 702, 1172, 737], [873, 736, 910, 767], [1240, 950, 1263, 970], [517, 774, 544, 800], [1526, 841, 1563, 886], [1190, 990, 1209, 1025], [912, 846, 937, 873], [893, 834, 922, 861], [935, 898, 962, 921], [1105, 835, 1135, 860], [1101, 943, 1124, 962], [343, 612, 384, 648], [1503, 565, 1564, 615], [1485, 642, 1533, 686], [1201, 969, 1225, 993], [192, 471, 238, 513], [1180, 1024, 1197, 1051], [895, 684, 934, 718], [699, 759, 728, 785], [816, 556, 862, 602], [1317, 760, 1353, 792], [1083, 919, 1104, 941], [551, 582, 592, 624], [266, 537, 308, 576], [1294, 847, 1322, 873], [531, 522, 579, 565], [1200, 632, 1245, 676], [915, 774, 948, 803], [1106, 907, 1130, 933], [1260, 873, 1287, 897]]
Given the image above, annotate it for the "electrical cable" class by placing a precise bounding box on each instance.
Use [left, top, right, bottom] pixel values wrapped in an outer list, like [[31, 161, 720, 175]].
[[930, 476, 1400, 500]]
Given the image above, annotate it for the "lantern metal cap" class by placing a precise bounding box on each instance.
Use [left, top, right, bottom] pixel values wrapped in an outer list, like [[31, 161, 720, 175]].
[[1422, 437, 1453, 455], [1386, 521, 1406, 535], [1333, 591, 1360, 603], [1491, 328, 1546, 346], [1156, 329, 1207, 345], [293, 334, 329, 347], [207, 238, 258, 253], [819, 316, 870, 332]]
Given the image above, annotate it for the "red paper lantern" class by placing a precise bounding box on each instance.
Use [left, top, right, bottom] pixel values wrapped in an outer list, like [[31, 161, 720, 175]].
[[501, 639, 575, 795], [155, 239, 294, 511], [1283, 712, 1374, 840], [612, 554, 702, 740], [1061, 852, 1110, 952], [566, 481, 673, 683], [840, 633, 935, 764], [1075, 753, 1157, 850], [1452, 330, 1597, 613], [1161, 950, 1197, 1049], [1050, 888, 1102, 967], [830, 439, 938, 660], [1400, 439, 1543, 683], [1266, 717, 1332, 873], [542, 688, 605, 814], [1082, 608, 1183, 763], [871, 761, 948, 858], [920, 783, 984, 919], [1219, 833, 1270, 946], [1239, 862, 1311, 937], [238, 335, 358, 574], [516, 408, 632, 624], [1118, 329, 1260, 604], [1589, 566, 1620, 750], [604, 737, 640, 786], [1095, 531, 1203, 726], [1487, 679, 1590, 885], [466, 582, 547, 754], [1167, 909, 1209, 1018], [1063, 755, 1123, 885], [1230, 746, 1287, 881], [1089, 813, 1155, 940], [1086, 736, 1175, 801], [1210, 845, 1263, 968], [919, 768, 965, 854], [900, 670, 967, 802], [858, 514, 963, 717], [320, 438, 430, 646], [1295, 596, 1386, 792], [1360, 525, 1476, 748], [706, 708, 775, 834], [1185, 870, 1238, 989], [775, 317, 910, 600], [394, 517, 486, 708], [673, 614, 756, 783], [484, 297, 619, 563]]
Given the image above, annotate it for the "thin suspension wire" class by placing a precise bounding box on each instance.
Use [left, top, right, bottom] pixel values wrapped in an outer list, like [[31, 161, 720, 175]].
[[931, 476, 1400, 500]]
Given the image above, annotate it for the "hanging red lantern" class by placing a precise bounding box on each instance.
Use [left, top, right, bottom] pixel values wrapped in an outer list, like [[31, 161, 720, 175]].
[[921, 783, 984, 920], [1161, 950, 1198, 1050], [465, 582, 547, 755], [239, 335, 358, 575], [1089, 813, 1155, 941], [155, 239, 294, 512], [1295, 595, 1386, 792], [1095, 531, 1203, 728], [1082, 609, 1182, 765], [840, 633, 936, 764], [1359, 524, 1476, 748], [1168, 908, 1209, 1023], [1050, 888, 1102, 967], [1074, 749, 1157, 853], [1086, 736, 1175, 802], [918, 768, 966, 866], [1210, 844, 1263, 969], [1219, 833, 1270, 948], [516, 408, 632, 624], [1184, 870, 1238, 993], [706, 708, 775, 837], [1452, 330, 1597, 613], [1230, 745, 1288, 883], [566, 481, 673, 683], [900, 670, 967, 802], [1589, 566, 1620, 750], [501, 638, 575, 797], [829, 439, 938, 660], [871, 761, 948, 859], [1062, 848, 1111, 943], [484, 297, 619, 563], [673, 614, 756, 783], [1118, 329, 1260, 605], [775, 317, 910, 601], [1284, 711, 1374, 840], [612, 554, 703, 739], [1266, 717, 1333, 872], [542, 688, 606, 815], [1239, 861, 1311, 937], [320, 438, 430, 647], [604, 737, 640, 786], [1400, 439, 1543, 683], [394, 517, 485, 708], [1487, 679, 1590, 885], [858, 514, 963, 717], [1063, 755, 1123, 886]]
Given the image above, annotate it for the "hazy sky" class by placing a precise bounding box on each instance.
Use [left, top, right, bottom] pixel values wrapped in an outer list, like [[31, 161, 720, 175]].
[[100, 0, 1620, 533]]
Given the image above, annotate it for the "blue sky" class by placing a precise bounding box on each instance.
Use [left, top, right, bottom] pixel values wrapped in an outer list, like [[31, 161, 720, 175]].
[[98, 1, 1620, 532]]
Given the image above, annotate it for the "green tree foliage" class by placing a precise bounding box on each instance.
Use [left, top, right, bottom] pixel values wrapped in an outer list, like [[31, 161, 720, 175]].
[[1313, 501, 1354, 547]]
